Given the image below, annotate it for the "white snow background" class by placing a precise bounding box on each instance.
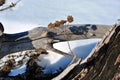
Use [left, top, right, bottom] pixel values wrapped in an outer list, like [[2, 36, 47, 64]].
[[0, 0, 120, 76]]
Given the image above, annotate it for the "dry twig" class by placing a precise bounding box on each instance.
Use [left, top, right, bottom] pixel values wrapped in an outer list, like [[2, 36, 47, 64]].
[[0, 0, 21, 11]]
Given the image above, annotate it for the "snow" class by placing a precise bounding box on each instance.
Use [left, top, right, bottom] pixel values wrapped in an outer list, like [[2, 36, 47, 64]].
[[8, 65, 26, 76], [8, 38, 101, 76], [0, 0, 120, 33], [0, 0, 119, 76]]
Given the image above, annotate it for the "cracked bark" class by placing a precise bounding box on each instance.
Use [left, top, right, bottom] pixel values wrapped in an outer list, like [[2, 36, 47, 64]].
[[61, 24, 120, 80]]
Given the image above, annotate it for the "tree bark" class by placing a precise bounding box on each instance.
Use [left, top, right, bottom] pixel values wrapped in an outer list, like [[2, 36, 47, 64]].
[[61, 24, 120, 80]]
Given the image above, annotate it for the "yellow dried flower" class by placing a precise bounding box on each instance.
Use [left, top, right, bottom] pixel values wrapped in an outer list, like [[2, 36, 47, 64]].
[[67, 15, 73, 23], [59, 20, 67, 25], [55, 21, 61, 27], [48, 15, 73, 29], [55, 20, 67, 27], [48, 23, 56, 29], [2, 65, 11, 72], [35, 48, 48, 54]]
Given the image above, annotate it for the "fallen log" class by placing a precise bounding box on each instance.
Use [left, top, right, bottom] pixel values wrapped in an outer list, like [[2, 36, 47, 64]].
[[0, 24, 111, 59]]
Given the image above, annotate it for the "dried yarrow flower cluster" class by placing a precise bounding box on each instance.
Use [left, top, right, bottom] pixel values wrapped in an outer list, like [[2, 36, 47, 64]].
[[67, 15, 73, 23], [48, 15, 74, 29], [0, 48, 48, 74]]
